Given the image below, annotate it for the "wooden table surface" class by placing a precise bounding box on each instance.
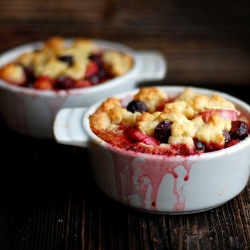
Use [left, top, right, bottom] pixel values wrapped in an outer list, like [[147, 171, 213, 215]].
[[0, 0, 250, 249]]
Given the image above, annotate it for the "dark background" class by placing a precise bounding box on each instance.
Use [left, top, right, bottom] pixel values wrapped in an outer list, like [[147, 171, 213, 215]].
[[1, 0, 250, 86]]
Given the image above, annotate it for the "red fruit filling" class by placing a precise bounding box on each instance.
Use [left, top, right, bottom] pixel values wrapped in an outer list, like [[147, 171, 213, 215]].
[[114, 120, 249, 155], [124, 126, 160, 146], [0, 37, 133, 91], [91, 91, 250, 156], [20, 54, 115, 90]]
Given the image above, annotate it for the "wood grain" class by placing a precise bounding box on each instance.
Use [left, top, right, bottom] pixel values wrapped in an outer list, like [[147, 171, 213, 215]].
[[1, 117, 250, 249]]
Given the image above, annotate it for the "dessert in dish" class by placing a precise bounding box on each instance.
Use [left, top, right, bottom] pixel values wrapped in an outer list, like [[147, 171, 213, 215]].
[[54, 86, 250, 214], [0, 36, 133, 90], [0, 38, 166, 139], [90, 87, 250, 155]]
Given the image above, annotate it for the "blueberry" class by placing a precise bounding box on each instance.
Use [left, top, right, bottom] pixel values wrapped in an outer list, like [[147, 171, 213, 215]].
[[23, 66, 35, 81], [154, 120, 172, 143], [229, 121, 249, 140], [223, 131, 231, 143], [98, 68, 111, 81], [193, 139, 206, 151], [54, 76, 75, 89], [22, 65, 35, 87], [58, 55, 74, 66], [126, 101, 148, 113], [88, 54, 103, 67]]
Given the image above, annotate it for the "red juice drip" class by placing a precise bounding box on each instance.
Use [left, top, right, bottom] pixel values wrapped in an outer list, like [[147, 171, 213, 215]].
[[108, 144, 194, 212]]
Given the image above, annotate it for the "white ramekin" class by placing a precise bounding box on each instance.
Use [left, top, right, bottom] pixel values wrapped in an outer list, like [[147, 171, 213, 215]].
[[53, 86, 250, 214], [0, 39, 167, 139]]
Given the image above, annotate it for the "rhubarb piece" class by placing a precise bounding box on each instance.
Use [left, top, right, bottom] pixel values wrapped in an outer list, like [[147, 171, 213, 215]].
[[200, 109, 238, 122], [124, 126, 160, 146]]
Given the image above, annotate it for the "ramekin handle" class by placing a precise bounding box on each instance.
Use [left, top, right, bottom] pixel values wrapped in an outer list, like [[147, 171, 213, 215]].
[[134, 51, 167, 81], [53, 108, 90, 147]]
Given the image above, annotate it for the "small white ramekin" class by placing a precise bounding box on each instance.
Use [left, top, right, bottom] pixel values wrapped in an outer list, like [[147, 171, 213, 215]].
[[0, 39, 167, 139], [53, 86, 250, 214]]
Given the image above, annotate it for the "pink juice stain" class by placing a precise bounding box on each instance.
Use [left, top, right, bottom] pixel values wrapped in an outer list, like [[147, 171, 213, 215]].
[[107, 145, 194, 212]]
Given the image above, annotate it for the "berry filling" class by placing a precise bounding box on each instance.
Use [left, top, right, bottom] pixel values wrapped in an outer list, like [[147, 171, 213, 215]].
[[17, 54, 115, 90], [0, 37, 133, 90], [90, 88, 250, 156]]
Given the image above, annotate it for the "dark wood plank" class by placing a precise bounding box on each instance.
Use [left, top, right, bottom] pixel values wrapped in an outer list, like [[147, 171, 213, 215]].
[[1, 116, 250, 249]]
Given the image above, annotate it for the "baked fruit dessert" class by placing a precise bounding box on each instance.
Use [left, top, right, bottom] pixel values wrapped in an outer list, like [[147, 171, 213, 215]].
[[89, 87, 250, 156], [0, 36, 133, 90]]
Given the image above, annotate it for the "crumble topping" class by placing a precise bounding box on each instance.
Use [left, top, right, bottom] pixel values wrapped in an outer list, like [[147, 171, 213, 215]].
[[164, 87, 235, 119], [89, 87, 249, 155], [0, 36, 133, 90]]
